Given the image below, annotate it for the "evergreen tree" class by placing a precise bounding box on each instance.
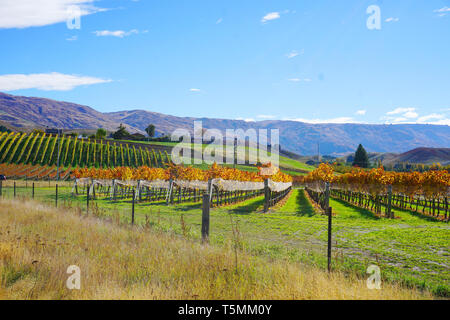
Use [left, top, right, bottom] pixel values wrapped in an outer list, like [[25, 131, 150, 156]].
[[352, 144, 369, 168], [112, 124, 130, 140]]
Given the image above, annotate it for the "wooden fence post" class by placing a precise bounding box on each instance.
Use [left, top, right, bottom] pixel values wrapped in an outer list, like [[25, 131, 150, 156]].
[[112, 179, 116, 201], [264, 179, 270, 213], [14, 181, 16, 198], [32, 182, 34, 199], [138, 180, 142, 202], [86, 183, 90, 214], [166, 179, 173, 205], [327, 206, 333, 272], [387, 185, 393, 219], [131, 189, 135, 225], [324, 182, 330, 211], [202, 193, 210, 243], [207, 179, 213, 206], [55, 184, 58, 207]]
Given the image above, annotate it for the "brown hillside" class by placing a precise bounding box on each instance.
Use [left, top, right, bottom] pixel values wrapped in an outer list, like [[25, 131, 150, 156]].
[[0, 92, 142, 133], [393, 147, 450, 165]]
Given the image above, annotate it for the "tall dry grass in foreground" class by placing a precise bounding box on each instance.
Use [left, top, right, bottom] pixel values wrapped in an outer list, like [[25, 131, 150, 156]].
[[0, 199, 431, 300]]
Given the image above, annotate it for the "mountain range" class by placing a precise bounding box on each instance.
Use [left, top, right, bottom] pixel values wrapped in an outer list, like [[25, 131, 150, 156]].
[[0, 92, 448, 156]]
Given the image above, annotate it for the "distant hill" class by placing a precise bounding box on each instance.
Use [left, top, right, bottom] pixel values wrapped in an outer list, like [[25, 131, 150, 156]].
[[391, 148, 450, 165], [0, 92, 142, 133], [0, 92, 449, 156], [341, 148, 450, 166]]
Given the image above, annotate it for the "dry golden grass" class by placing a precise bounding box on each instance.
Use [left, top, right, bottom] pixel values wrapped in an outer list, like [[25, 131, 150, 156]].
[[0, 199, 431, 300]]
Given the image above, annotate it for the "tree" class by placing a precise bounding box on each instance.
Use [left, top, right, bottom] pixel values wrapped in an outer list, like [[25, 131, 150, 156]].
[[145, 124, 155, 140], [112, 123, 130, 140], [96, 128, 107, 139], [352, 144, 369, 168]]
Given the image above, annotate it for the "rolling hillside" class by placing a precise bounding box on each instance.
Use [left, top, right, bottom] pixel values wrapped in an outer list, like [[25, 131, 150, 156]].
[[1, 92, 449, 156], [341, 147, 450, 166], [383, 148, 450, 165], [0, 92, 142, 133]]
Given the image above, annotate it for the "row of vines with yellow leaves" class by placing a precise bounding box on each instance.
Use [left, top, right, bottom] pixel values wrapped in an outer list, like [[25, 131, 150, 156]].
[[73, 162, 293, 183], [297, 163, 449, 198]]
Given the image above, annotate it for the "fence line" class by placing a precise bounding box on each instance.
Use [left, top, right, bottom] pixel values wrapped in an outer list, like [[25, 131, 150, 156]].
[[72, 177, 292, 209], [305, 181, 448, 221]]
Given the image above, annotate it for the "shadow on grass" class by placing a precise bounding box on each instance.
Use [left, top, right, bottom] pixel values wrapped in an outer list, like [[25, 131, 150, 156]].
[[229, 198, 264, 215], [393, 206, 444, 223], [331, 197, 379, 220], [295, 190, 316, 217], [171, 202, 203, 212], [134, 200, 202, 212]]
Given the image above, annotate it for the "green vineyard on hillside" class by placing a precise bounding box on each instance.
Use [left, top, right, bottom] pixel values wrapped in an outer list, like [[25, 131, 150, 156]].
[[0, 132, 169, 168]]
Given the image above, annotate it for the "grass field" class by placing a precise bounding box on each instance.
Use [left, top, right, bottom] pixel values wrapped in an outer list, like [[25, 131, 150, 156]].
[[1, 182, 448, 297], [0, 198, 430, 300], [125, 140, 316, 174]]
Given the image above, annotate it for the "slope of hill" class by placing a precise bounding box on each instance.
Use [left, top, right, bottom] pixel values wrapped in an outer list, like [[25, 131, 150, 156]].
[[0, 92, 141, 133], [340, 148, 450, 166], [0, 92, 449, 156], [391, 148, 450, 165]]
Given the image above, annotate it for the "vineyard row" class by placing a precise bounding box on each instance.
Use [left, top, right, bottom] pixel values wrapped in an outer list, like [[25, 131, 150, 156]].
[[0, 131, 170, 168], [302, 164, 450, 221]]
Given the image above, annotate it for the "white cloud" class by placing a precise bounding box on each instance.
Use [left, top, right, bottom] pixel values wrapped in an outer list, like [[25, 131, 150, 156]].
[[0, 72, 111, 91], [286, 49, 303, 59], [261, 12, 280, 23], [383, 109, 449, 125], [286, 117, 359, 124], [286, 52, 298, 59], [403, 110, 419, 119], [434, 7, 450, 12], [384, 107, 418, 121], [426, 119, 450, 125], [416, 113, 449, 125], [236, 117, 256, 122], [386, 107, 416, 115], [391, 117, 408, 123], [66, 35, 78, 41], [417, 113, 444, 122], [356, 110, 367, 115], [385, 17, 399, 22], [288, 78, 312, 82], [434, 7, 450, 17], [189, 88, 201, 92], [93, 29, 139, 38], [0, 0, 104, 29], [257, 115, 275, 119]]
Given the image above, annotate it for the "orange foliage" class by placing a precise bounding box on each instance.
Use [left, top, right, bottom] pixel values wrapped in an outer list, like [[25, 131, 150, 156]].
[[302, 163, 449, 197], [73, 163, 293, 183]]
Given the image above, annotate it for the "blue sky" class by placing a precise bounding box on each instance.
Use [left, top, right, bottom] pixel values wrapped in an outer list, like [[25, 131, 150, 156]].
[[0, 0, 449, 125]]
